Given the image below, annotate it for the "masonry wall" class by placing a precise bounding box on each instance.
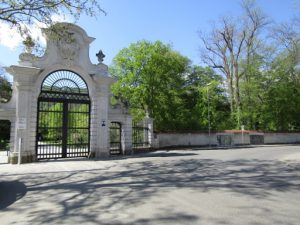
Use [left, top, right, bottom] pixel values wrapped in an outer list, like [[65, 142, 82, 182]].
[[155, 132, 300, 148], [155, 132, 217, 148], [264, 133, 300, 144]]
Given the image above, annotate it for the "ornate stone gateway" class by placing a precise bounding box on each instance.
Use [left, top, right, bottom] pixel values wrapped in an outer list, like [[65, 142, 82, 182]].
[[0, 23, 153, 163], [36, 70, 90, 159]]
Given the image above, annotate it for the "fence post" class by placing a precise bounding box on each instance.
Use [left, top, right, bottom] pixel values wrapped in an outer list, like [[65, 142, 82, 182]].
[[123, 116, 132, 155], [143, 117, 154, 148], [18, 137, 22, 165]]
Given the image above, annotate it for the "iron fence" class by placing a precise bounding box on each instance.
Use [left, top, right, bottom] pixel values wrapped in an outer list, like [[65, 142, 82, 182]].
[[132, 122, 149, 149], [109, 122, 122, 155]]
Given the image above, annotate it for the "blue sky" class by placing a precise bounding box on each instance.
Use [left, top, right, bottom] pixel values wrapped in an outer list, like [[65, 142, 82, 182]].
[[0, 0, 299, 69]]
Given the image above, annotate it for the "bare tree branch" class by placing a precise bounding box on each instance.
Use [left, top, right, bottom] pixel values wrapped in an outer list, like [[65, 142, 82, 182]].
[[0, 0, 106, 36]]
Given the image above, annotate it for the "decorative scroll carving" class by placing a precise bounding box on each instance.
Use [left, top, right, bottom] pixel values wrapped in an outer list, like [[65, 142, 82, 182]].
[[58, 32, 80, 65]]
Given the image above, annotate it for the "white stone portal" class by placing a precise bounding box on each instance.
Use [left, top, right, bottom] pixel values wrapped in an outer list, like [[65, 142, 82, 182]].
[[0, 23, 152, 163]]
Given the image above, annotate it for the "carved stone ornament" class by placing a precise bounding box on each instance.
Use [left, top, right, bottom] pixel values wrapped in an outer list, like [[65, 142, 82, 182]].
[[58, 32, 80, 65], [19, 52, 35, 62], [19, 52, 36, 66], [96, 50, 105, 63]]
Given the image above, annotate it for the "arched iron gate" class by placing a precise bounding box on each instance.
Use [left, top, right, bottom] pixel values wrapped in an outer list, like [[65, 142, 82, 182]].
[[36, 70, 91, 159]]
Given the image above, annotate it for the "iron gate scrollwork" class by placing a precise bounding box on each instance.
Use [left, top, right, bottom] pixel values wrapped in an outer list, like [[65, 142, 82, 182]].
[[36, 70, 91, 160]]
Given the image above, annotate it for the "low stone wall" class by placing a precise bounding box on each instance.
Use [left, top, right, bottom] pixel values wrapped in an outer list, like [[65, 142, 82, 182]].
[[154, 132, 300, 148], [154, 132, 217, 148], [264, 133, 300, 144]]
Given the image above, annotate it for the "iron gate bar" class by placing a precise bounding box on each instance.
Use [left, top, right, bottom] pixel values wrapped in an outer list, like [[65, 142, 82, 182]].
[[62, 102, 68, 158]]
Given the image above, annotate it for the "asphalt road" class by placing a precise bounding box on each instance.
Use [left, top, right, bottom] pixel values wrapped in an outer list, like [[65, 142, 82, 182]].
[[0, 145, 300, 225]]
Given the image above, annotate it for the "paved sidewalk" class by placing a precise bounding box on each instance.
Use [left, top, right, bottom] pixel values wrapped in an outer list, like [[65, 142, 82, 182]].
[[0, 145, 300, 225]]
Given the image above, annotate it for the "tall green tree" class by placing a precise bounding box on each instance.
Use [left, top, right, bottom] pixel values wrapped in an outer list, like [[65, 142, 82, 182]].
[[110, 40, 190, 130], [259, 51, 300, 131], [182, 66, 231, 130], [199, 0, 268, 128]]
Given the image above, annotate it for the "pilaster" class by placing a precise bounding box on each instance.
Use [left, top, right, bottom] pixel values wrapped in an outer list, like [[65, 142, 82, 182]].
[[122, 116, 133, 155], [6, 66, 41, 163], [144, 117, 154, 148], [90, 74, 115, 158]]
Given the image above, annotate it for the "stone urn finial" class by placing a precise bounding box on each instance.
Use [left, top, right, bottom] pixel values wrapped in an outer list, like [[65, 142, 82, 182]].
[[96, 50, 105, 63]]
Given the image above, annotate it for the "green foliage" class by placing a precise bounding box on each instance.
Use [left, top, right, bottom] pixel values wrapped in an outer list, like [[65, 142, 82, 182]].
[[0, 72, 12, 149], [0, 120, 10, 150], [258, 53, 300, 131], [237, 43, 300, 131], [23, 35, 35, 47], [110, 34, 300, 132], [181, 66, 231, 130], [110, 41, 232, 131], [239, 51, 266, 130], [198, 0, 300, 132], [0, 73, 12, 103], [38, 103, 89, 144], [39, 102, 63, 142], [110, 40, 190, 130]]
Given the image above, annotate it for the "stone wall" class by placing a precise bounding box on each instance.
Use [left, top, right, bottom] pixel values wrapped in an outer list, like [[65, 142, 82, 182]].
[[264, 133, 300, 144], [154, 132, 300, 148], [155, 132, 217, 148]]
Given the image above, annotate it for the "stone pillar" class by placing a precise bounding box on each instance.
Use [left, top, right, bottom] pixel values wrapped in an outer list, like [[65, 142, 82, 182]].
[[121, 115, 132, 155], [89, 94, 99, 158], [143, 117, 154, 148], [90, 92, 109, 158], [90, 79, 110, 158], [97, 92, 109, 158], [6, 66, 40, 163]]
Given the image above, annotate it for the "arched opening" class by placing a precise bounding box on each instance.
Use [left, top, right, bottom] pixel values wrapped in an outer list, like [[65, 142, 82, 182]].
[[36, 70, 90, 159]]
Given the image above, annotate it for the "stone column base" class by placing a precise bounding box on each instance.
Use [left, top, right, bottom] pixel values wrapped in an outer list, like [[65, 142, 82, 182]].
[[95, 151, 109, 158], [9, 152, 37, 164], [124, 149, 133, 155]]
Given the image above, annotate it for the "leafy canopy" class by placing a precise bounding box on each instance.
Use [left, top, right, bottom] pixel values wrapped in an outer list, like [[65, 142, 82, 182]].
[[110, 40, 190, 126]]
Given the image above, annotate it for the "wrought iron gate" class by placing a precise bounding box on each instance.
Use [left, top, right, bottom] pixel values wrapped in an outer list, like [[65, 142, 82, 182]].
[[36, 70, 90, 160], [109, 122, 122, 155], [132, 122, 149, 149]]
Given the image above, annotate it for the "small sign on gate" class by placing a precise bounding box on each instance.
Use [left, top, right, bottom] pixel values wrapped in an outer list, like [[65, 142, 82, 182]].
[[17, 118, 27, 129]]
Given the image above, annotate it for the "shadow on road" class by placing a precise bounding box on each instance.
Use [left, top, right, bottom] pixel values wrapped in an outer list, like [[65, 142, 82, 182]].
[[0, 180, 27, 210], [1, 155, 299, 224]]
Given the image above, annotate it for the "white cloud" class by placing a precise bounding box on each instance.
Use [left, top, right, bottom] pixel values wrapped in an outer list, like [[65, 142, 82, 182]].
[[0, 23, 23, 49], [0, 13, 72, 49], [51, 14, 72, 24]]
